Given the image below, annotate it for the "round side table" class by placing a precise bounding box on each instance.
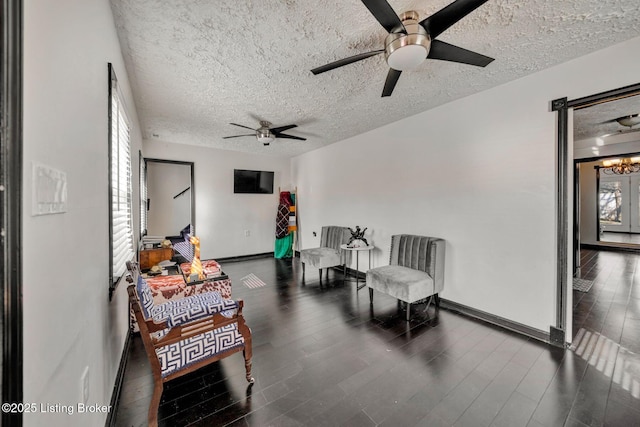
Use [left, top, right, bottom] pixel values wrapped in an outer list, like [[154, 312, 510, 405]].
[[340, 244, 374, 290]]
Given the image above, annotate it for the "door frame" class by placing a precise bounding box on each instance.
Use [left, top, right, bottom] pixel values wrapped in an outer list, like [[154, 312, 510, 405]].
[[143, 158, 196, 238], [1, 1, 24, 426], [553, 81, 640, 346]]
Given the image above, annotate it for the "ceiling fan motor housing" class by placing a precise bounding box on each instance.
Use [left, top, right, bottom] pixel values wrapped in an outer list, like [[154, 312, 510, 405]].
[[385, 11, 431, 71], [617, 115, 640, 128], [257, 121, 274, 145]]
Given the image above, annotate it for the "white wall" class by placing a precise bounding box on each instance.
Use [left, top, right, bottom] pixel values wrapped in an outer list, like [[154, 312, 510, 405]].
[[143, 141, 291, 260], [579, 161, 600, 245], [146, 161, 192, 236], [23, 1, 141, 425], [292, 36, 640, 333]]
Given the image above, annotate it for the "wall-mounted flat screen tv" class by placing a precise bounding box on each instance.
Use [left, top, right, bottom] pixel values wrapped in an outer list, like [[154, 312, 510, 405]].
[[233, 169, 274, 194]]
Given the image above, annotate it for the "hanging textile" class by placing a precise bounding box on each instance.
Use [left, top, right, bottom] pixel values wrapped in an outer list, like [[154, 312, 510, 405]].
[[275, 234, 293, 259], [275, 191, 293, 258], [288, 193, 297, 232], [276, 192, 290, 239]]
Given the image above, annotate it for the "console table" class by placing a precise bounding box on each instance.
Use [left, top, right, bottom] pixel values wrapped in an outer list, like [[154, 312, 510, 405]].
[[139, 247, 173, 270], [143, 260, 232, 304]]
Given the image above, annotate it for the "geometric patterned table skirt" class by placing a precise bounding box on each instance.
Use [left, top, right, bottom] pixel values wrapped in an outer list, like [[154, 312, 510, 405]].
[[131, 273, 232, 331]]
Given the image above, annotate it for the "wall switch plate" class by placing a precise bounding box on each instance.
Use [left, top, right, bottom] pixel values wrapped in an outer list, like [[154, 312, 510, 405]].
[[81, 366, 90, 404], [32, 162, 67, 216], [244, 230, 250, 237]]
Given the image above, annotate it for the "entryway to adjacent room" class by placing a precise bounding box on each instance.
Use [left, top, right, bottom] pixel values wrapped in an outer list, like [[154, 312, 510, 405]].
[[565, 83, 640, 355], [577, 158, 640, 250]]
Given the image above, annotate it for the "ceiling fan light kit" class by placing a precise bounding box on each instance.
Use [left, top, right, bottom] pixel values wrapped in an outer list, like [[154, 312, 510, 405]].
[[385, 11, 430, 71], [257, 134, 274, 146], [257, 121, 275, 146]]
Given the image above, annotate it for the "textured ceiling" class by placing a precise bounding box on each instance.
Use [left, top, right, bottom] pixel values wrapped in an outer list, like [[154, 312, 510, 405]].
[[110, 0, 640, 157], [574, 94, 640, 147]]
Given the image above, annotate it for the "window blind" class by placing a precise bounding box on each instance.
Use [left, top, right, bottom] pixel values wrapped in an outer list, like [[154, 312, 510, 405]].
[[140, 154, 147, 238], [109, 66, 134, 285]]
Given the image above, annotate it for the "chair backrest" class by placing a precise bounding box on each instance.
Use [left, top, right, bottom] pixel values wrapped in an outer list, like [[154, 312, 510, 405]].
[[320, 226, 350, 250], [320, 226, 352, 265], [389, 235, 445, 293]]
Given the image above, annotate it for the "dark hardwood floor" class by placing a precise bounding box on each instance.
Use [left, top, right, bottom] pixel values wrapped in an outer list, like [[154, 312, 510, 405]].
[[115, 250, 640, 426]]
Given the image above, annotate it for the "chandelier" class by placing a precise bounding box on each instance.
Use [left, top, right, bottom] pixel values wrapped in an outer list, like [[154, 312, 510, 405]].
[[602, 157, 640, 175]]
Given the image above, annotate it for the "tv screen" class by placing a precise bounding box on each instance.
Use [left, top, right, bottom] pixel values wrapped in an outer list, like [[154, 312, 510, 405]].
[[233, 169, 274, 194]]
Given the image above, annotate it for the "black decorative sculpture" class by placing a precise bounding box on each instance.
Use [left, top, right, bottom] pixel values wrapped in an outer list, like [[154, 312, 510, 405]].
[[347, 226, 368, 247]]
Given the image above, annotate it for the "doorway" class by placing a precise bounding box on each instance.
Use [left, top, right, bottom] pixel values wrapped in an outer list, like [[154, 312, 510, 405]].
[[576, 156, 640, 251], [555, 82, 640, 346], [142, 158, 195, 239]]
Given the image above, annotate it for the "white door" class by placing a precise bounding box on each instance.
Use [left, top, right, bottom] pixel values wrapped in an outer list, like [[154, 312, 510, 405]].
[[631, 176, 640, 233], [599, 177, 630, 232], [599, 175, 640, 234]]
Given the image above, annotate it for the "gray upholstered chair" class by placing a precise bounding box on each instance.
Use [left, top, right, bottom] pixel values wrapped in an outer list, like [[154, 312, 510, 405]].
[[300, 226, 352, 281], [367, 234, 445, 321]]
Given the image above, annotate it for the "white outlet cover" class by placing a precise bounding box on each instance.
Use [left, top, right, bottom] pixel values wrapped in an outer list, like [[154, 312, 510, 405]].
[[32, 162, 67, 216]]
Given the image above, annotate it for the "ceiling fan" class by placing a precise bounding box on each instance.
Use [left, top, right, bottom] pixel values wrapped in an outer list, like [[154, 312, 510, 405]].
[[599, 114, 640, 129], [311, 0, 495, 97], [598, 114, 640, 138], [223, 121, 307, 146]]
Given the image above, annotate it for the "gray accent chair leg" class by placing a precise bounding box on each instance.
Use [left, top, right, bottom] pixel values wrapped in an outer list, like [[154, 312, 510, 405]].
[[406, 303, 410, 321], [369, 288, 373, 304], [302, 263, 305, 277], [423, 295, 434, 313]]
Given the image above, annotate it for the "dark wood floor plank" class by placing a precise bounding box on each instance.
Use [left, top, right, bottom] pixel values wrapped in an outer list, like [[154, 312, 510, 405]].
[[566, 362, 615, 426], [454, 361, 529, 427], [275, 385, 347, 424], [603, 395, 640, 427], [417, 371, 491, 425], [606, 346, 640, 415], [114, 250, 640, 427], [490, 391, 538, 427]]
